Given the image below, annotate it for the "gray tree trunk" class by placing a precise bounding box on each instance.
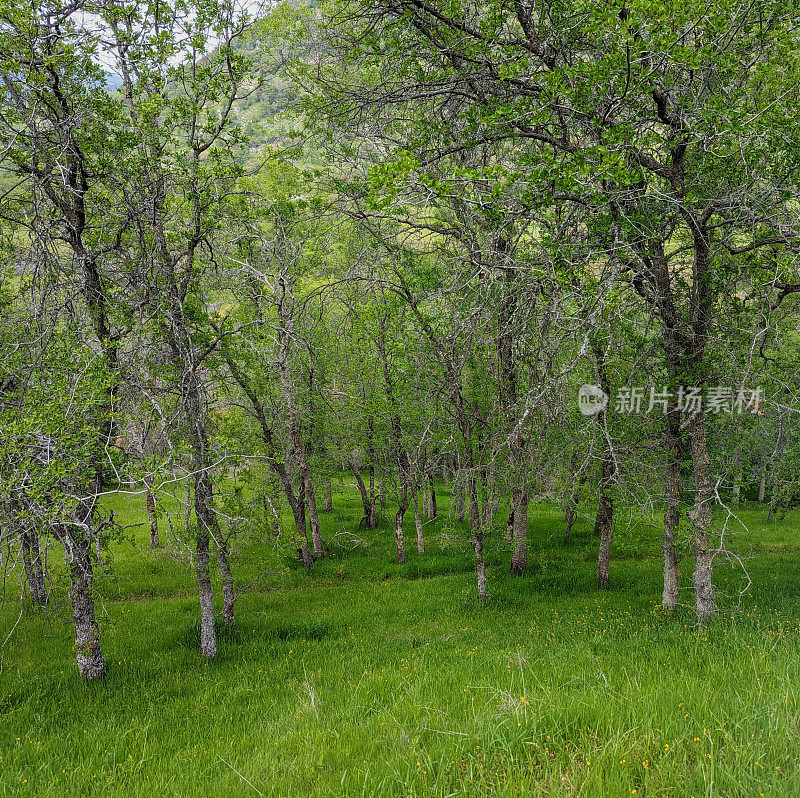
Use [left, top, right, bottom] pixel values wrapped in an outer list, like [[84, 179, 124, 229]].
[[662, 416, 682, 610], [469, 477, 488, 597], [349, 459, 377, 529], [758, 470, 767, 502], [687, 413, 715, 619], [592, 340, 615, 588], [193, 473, 218, 659], [455, 475, 466, 522], [509, 488, 529, 574], [305, 475, 324, 559], [394, 508, 406, 564], [69, 535, 106, 679], [217, 542, 235, 626], [21, 528, 48, 605], [563, 451, 586, 543], [596, 491, 613, 588], [323, 479, 333, 512], [146, 490, 159, 549], [428, 473, 437, 519], [412, 484, 424, 554]]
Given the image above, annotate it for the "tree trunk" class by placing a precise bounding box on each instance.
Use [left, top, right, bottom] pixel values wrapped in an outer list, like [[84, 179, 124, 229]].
[[290, 490, 313, 571], [563, 503, 576, 543], [217, 542, 235, 626], [21, 528, 48, 605], [379, 470, 387, 508], [304, 474, 324, 559], [472, 532, 488, 597], [594, 459, 614, 587], [455, 474, 466, 522], [323, 479, 333, 512], [591, 340, 616, 588], [467, 475, 489, 597], [413, 484, 424, 554], [662, 413, 682, 610], [276, 271, 324, 560], [146, 489, 159, 549], [69, 535, 106, 680], [368, 464, 376, 526], [596, 488, 613, 588], [428, 473, 437, 519], [509, 488, 529, 574], [758, 470, 767, 503], [505, 507, 514, 543], [350, 459, 376, 528], [394, 508, 406, 564], [376, 324, 409, 563], [481, 466, 498, 530], [687, 413, 715, 619], [563, 452, 585, 543], [194, 474, 218, 659]]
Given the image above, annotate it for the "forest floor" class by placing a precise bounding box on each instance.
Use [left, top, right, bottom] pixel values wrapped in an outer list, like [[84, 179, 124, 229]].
[[2, 479, 800, 796]]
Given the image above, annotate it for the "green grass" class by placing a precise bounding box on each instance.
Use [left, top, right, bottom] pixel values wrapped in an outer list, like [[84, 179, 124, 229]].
[[2, 480, 800, 796]]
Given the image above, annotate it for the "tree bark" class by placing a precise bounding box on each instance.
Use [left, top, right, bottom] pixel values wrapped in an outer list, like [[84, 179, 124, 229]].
[[509, 487, 529, 574], [323, 479, 333, 512], [217, 541, 235, 626], [263, 492, 281, 537], [349, 458, 376, 528], [455, 473, 466, 522], [469, 476, 488, 597], [304, 474, 325, 559], [687, 412, 715, 619], [366, 409, 377, 526], [481, 466, 499, 531], [596, 484, 613, 588], [412, 483, 424, 554], [376, 323, 410, 563], [146, 490, 159, 549], [505, 507, 514, 543], [563, 451, 586, 543], [592, 340, 615, 588], [428, 472, 437, 519], [275, 270, 324, 559], [69, 534, 106, 679], [194, 473, 218, 659], [394, 507, 406, 564], [662, 410, 682, 610], [221, 350, 312, 570], [21, 528, 48, 605]]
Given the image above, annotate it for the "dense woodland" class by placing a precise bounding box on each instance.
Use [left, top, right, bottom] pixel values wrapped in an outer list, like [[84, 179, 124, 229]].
[[2, 1, 800, 794]]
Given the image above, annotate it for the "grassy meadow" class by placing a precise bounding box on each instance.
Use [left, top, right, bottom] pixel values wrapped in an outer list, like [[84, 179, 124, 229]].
[[2, 479, 800, 797]]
